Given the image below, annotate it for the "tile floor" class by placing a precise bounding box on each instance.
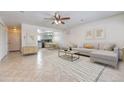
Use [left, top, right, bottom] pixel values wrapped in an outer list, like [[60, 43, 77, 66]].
[[0, 49, 124, 82]]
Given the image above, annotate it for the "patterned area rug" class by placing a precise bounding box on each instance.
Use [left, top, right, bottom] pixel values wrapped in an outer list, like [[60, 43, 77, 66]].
[[45, 53, 105, 82]]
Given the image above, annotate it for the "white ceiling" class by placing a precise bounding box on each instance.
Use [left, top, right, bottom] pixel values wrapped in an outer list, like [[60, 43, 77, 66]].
[[0, 11, 123, 30]]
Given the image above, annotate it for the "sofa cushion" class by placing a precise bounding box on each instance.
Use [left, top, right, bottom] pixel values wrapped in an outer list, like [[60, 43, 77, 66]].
[[72, 48, 96, 56], [99, 43, 115, 51], [90, 50, 117, 61], [73, 48, 96, 53]]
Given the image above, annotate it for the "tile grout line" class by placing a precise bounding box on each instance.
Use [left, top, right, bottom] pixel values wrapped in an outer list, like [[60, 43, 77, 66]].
[[95, 66, 106, 82]]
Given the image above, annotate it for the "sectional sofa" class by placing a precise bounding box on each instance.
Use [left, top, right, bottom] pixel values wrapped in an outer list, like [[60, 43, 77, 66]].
[[72, 42, 119, 67]]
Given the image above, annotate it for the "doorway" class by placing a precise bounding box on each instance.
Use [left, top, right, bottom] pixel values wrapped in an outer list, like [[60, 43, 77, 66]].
[[8, 27, 21, 52]]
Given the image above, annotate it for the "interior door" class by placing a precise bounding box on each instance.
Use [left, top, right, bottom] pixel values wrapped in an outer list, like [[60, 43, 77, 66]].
[[8, 29, 21, 51]]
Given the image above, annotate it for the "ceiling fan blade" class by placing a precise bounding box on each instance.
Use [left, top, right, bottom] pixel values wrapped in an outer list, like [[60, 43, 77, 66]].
[[60, 17, 70, 20], [54, 12, 57, 19], [59, 15, 61, 20], [52, 22, 55, 24], [61, 21, 65, 24]]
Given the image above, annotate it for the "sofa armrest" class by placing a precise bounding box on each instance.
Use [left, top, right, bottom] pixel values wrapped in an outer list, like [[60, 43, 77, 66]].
[[114, 47, 119, 61]]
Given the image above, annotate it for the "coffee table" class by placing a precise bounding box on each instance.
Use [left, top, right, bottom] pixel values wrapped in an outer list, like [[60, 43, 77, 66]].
[[58, 49, 80, 61]]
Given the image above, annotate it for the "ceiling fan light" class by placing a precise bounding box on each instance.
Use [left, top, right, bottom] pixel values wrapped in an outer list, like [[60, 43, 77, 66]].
[[54, 20, 58, 24], [58, 20, 61, 24]]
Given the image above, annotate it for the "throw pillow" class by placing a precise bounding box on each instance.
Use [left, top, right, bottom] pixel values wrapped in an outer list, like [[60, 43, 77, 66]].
[[84, 44, 94, 49]]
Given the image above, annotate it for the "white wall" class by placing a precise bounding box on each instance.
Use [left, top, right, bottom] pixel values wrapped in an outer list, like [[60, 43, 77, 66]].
[[21, 23, 66, 47], [21, 24, 37, 47], [67, 13, 124, 48], [0, 17, 8, 61]]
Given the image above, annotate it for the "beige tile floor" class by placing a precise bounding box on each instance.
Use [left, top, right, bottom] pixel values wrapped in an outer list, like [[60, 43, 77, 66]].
[[0, 49, 124, 82], [0, 49, 78, 82], [0, 49, 55, 81]]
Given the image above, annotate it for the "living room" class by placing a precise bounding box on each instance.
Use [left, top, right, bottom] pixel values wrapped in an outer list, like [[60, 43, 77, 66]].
[[0, 11, 124, 82]]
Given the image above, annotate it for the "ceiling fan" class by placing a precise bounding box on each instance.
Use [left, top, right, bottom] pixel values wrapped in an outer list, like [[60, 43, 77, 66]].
[[44, 12, 70, 24]]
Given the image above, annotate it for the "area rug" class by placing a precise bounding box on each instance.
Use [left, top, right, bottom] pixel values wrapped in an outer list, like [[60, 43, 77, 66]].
[[45, 53, 105, 82]]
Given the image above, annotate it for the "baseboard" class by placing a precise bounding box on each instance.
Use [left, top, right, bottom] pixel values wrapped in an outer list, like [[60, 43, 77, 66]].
[[9, 50, 20, 52]]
